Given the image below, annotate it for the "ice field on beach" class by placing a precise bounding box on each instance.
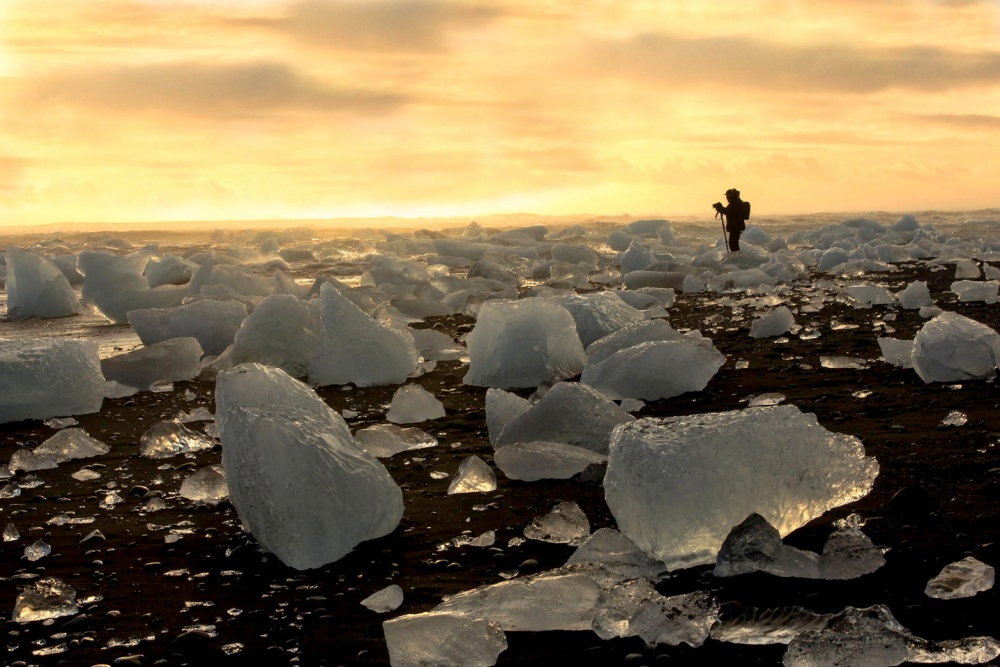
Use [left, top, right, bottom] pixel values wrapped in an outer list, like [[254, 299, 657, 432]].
[[3, 209, 1000, 666]]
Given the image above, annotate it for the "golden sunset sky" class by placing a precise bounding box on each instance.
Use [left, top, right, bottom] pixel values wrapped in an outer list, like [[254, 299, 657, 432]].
[[1, 0, 998, 226]]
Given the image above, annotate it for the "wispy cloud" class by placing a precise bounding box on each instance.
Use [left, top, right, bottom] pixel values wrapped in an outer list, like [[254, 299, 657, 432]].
[[25, 61, 407, 118], [590, 33, 1000, 93]]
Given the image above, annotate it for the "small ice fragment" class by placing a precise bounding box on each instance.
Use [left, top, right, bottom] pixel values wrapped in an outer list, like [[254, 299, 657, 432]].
[[748, 393, 785, 407], [13, 577, 79, 623], [354, 424, 438, 458], [593, 580, 719, 647], [361, 584, 404, 612], [71, 468, 101, 481], [4, 523, 20, 541], [81, 529, 106, 542], [940, 410, 968, 427], [386, 385, 446, 424], [852, 390, 872, 399], [46, 514, 95, 526], [430, 471, 449, 480], [818, 527, 886, 580], [820, 356, 868, 369], [493, 442, 606, 482], [44, 417, 78, 429], [470, 530, 496, 547], [144, 496, 167, 512], [735, 360, 750, 369], [447, 456, 497, 494], [383, 611, 507, 667], [221, 643, 244, 655], [749, 306, 795, 338], [925, 557, 995, 599], [342, 409, 358, 418], [0, 482, 22, 498], [24, 539, 51, 561], [179, 465, 229, 504], [99, 491, 124, 509], [184, 389, 197, 401], [150, 380, 174, 393], [618, 398, 645, 413], [140, 420, 214, 459], [175, 407, 214, 423], [104, 380, 139, 399], [524, 501, 590, 545]]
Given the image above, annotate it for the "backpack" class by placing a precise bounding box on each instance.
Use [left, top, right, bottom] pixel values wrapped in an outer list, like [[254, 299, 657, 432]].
[[743, 201, 751, 220]]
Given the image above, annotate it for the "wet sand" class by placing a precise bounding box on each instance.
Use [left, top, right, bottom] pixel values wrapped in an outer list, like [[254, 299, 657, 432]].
[[2, 262, 999, 666]]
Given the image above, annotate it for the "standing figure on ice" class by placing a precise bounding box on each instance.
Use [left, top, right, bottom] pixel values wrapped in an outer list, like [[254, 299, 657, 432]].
[[713, 188, 750, 252]]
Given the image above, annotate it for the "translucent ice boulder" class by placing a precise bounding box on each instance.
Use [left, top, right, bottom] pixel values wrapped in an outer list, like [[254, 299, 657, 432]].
[[447, 455, 497, 494], [101, 337, 203, 390], [549, 291, 645, 347], [878, 337, 914, 368], [129, 299, 249, 356], [604, 405, 879, 569], [362, 584, 404, 613], [230, 293, 320, 378], [494, 441, 606, 481], [386, 385, 446, 424], [749, 306, 795, 339], [309, 283, 420, 387], [581, 338, 726, 401], [139, 420, 214, 458], [845, 285, 896, 307], [383, 611, 507, 667], [896, 280, 933, 310], [463, 298, 586, 389], [493, 381, 633, 454], [484, 388, 531, 446], [78, 249, 187, 324], [593, 580, 718, 648], [951, 280, 999, 303], [9, 428, 109, 472], [924, 557, 995, 599], [0, 339, 104, 425], [216, 363, 403, 569], [179, 464, 229, 503], [524, 501, 590, 545], [13, 577, 79, 624], [911, 312, 1000, 383], [5, 248, 83, 318]]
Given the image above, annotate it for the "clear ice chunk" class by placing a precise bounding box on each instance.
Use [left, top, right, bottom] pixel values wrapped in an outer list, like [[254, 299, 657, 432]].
[[230, 293, 321, 378], [912, 312, 1000, 383], [749, 306, 795, 338], [354, 424, 438, 458], [878, 337, 914, 368], [711, 606, 834, 645], [5, 247, 83, 318], [139, 420, 214, 459], [523, 501, 591, 545], [447, 456, 497, 495], [925, 557, 995, 599], [593, 579, 718, 648], [0, 338, 105, 425], [386, 385, 446, 424], [493, 441, 606, 481], [101, 337, 203, 390], [361, 584, 404, 613], [565, 528, 665, 585], [897, 280, 933, 309], [940, 410, 968, 426], [4, 523, 20, 541], [179, 465, 229, 504], [383, 611, 507, 667], [484, 388, 531, 446], [12, 577, 79, 623], [581, 339, 726, 401], [605, 405, 879, 569], [129, 299, 249, 356], [24, 539, 51, 561]]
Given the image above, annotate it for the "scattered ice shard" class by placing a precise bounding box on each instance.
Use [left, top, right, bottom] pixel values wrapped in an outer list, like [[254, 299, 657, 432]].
[[447, 456, 497, 495], [818, 526, 886, 580], [354, 424, 437, 458], [9, 428, 109, 472], [581, 338, 726, 401], [101, 337, 203, 391], [845, 285, 896, 307], [711, 606, 834, 645], [878, 337, 914, 368], [565, 528, 665, 585], [820, 356, 868, 369], [5, 247, 83, 318], [140, 420, 214, 458], [940, 410, 968, 426], [179, 465, 229, 504], [386, 385, 446, 424], [593, 579, 719, 648], [955, 259, 982, 279], [494, 382, 634, 454], [925, 557, 995, 599], [714, 514, 820, 579], [129, 299, 249, 356], [13, 577, 79, 623], [361, 584, 404, 613], [749, 306, 795, 338], [0, 339, 104, 425], [463, 298, 587, 389], [911, 312, 1000, 383], [549, 291, 645, 347], [494, 441, 606, 481], [4, 523, 20, 542], [434, 568, 603, 631], [783, 604, 1000, 667], [748, 393, 785, 407], [524, 501, 591, 545], [309, 283, 420, 387], [605, 405, 879, 569], [951, 280, 999, 303], [485, 388, 531, 446], [383, 611, 507, 667], [230, 293, 320, 378], [897, 280, 933, 309], [24, 539, 51, 561], [216, 363, 403, 569]]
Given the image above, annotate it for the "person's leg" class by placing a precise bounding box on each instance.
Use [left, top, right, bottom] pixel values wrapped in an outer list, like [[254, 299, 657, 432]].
[[729, 228, 741, 251]]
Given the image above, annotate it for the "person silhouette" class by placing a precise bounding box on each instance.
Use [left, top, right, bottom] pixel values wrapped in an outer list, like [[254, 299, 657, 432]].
[[713, 188, 747, 252]]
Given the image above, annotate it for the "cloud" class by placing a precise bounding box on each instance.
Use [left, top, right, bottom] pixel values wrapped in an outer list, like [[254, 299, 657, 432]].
[[24, 61, 406, 118], [590, 33, 1000, 93], [908, 113, 1000, 130], [273, 0, 502, 52]]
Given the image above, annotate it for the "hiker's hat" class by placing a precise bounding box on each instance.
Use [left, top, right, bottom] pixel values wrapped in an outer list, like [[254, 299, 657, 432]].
[[725, 188, 740, 197]]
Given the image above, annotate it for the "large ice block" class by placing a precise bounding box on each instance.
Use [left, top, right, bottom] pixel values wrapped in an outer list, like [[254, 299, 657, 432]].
[[604, 405, 879, 569], [581, 339, 726, 400], [128, 299, 249, 356], [0, 339, 104, 425], [78, 249, 186, 324], [101, 337, 203, 390], [230, 293, 320, 378], [216, 363, 403, 569], [309, 283, 420, 387], [383, 611, 507, 667], [550, 291, 645, 347], [911, 312, 1000, 383], [463, 298, 586, 389], [5, 248, 83, 318]]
